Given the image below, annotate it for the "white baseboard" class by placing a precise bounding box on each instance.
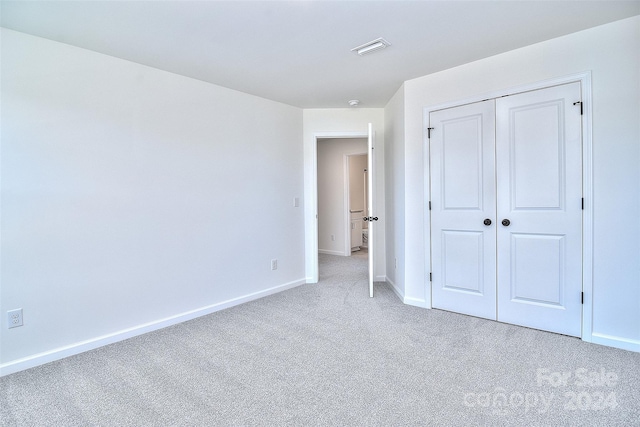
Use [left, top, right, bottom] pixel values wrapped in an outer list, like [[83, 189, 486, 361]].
[[0, 278, 307, 377], [318, 249, 346, 256], [384, 276, 429, 308], [588, 332, 640, 353], [404, 296, 429, 308], [385, 276, 404, 302]]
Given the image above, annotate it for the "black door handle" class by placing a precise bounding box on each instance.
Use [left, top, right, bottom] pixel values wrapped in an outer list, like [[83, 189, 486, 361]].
[[502, 219, 511, 227], [483, 219, 492, 226]]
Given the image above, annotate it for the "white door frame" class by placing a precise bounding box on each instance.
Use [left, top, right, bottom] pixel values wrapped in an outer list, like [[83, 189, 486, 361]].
[[423, 71, 594, 341], [310, 132, 368, 284]]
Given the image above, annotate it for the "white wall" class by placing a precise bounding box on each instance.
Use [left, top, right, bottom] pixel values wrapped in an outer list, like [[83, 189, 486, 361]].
[[317, 139, 367, 255], [383, 86, 406, 300], [303, 109, 385, 283], [1, 29, 305, 374], [400, 16, 640, 351]]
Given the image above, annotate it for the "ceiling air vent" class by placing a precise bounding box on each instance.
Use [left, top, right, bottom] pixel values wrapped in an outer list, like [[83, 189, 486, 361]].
[[351, 38, 391, 56]]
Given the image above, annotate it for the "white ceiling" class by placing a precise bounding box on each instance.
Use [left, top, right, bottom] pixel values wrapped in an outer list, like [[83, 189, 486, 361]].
[[2, 1, 639, 108]]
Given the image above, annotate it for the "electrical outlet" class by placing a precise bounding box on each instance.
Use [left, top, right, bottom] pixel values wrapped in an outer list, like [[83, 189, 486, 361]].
[[7, 309, 23, 329], [293, 197, 300, 207], [271, 259, 278, 270], [331, 235, 335, 241]]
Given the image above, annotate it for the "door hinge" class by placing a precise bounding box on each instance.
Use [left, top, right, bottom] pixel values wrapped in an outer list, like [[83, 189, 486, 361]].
[[429, 273, 432, 282], [581, 292, 584, 304], [582, 198, 584, 210], [427, 127, 434, 138], [573, 101, 583, 115], [429, 201, 432, 210]]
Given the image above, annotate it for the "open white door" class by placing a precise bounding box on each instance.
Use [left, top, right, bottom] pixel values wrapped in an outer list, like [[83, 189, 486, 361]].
[[367, 123, 375, 297]]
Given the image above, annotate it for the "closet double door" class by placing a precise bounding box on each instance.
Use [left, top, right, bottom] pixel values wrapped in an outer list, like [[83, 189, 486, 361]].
[[430, 83, 583, 337]]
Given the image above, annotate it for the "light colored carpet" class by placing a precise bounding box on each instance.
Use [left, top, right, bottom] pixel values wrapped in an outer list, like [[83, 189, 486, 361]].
[[1, 252, 639, 426]]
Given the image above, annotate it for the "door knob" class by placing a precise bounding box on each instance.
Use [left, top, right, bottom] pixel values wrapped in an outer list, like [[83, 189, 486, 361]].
[[502, 219, 511, 227], [483, 219, 492, 226], [363, 217, 369, 222]]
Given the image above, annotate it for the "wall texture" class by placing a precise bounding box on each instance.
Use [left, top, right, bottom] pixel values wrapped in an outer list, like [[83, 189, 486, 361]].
[[1, 29, 305, 374], [383, 86, 406, 300]]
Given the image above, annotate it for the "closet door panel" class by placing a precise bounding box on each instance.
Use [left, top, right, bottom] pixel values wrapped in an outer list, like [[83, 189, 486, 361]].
[[496, 82, 583, 337], [430, 100, 497, 320]]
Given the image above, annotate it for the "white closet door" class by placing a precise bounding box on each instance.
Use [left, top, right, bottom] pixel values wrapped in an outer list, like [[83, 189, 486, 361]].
[[495, 82, 583, 337], [430, 100, 497, 319]]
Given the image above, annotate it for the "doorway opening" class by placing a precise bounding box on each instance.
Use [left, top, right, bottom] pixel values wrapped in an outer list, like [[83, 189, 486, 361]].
[[316, 137, 368, 273], [310, 124, 376, 297]]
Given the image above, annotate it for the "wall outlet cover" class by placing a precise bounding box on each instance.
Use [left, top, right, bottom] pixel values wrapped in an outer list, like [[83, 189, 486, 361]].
[[8, 309, 23, 329]]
